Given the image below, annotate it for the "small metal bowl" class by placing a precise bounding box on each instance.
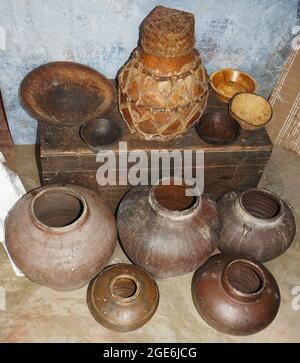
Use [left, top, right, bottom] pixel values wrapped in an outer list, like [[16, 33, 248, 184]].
[[195, 113, 241, 145], [80, 118, 122, 152], [210, 68, 256, 103]]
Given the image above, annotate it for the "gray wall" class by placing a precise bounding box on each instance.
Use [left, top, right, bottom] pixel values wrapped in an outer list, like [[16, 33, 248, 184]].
[[0, 0, 298, 144]]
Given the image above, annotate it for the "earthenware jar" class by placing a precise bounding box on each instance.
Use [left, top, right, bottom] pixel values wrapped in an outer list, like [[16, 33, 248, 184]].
[[117, 179, 220, 279], [217, 188, 296, 262], [5, 184, 117, 291], [192, 254, 280, 335], [87, 264, 159, 332], [118, 6, 208, 141]]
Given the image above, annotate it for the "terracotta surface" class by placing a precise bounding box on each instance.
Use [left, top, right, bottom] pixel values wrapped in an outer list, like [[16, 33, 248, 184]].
[[192, 254, 280, 335], [217, 188, 296, 262], [5, 184, 117, 291], [117, 181, 220, 279], [0, 144, 299, 342], [87, 264, 159, 332]]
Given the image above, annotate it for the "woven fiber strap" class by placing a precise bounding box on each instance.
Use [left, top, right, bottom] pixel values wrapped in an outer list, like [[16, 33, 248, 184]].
[[141, 6, 195, 58]]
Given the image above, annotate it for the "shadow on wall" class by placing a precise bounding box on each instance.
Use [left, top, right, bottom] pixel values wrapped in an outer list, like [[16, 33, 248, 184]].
[[0, 0, 298, 144]]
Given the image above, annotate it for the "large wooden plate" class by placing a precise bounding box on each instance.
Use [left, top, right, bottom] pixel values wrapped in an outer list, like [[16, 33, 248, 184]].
[[20, 61, 116, 127]]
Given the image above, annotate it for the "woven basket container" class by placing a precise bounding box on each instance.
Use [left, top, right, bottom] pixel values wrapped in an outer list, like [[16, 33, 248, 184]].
[[118, 6, 209, 141]]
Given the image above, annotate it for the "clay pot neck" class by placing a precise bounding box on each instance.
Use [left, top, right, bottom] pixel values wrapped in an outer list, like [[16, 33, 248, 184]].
[[149, 179, 201, 220], [30, 186, 89, 232], [221, 259, 266, 303], [237, 188, 283, 225], [109, 274, 141, 303]]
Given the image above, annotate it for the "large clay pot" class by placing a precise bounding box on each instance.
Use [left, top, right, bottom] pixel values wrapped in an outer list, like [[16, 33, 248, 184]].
[[117, 180, 220, 279], [118, 6, 208, 141], [217, 188, 296, 262], [5, 184, 117, 291], [192, 254, 280, 335], [87, 263, 159, 332]]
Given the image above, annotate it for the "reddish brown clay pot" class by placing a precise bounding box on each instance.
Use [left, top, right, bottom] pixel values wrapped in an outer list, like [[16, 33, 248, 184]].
[[87, 263, 159, 332], [117, 180, 220, 279], [192, 254, 280, 335], [5, 184, 117, 291], [217, 188, 296, 262]]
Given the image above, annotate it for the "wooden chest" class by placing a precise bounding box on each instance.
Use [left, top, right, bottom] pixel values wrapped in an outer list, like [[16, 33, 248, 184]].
[[39, 91, 273, 211]]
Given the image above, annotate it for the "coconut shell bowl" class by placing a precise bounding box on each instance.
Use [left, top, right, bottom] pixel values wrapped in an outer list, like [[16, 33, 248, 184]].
[[20, 61, 116, 127], [210, 68, 256, 103], [229, 92, 273, 130]]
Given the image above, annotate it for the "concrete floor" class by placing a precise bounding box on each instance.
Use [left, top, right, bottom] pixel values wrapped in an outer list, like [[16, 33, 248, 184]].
[[0, 145, 299, 342]]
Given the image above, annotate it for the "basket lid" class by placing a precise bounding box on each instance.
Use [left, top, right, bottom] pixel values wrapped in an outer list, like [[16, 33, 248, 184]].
[[141, 6, 195, 58]]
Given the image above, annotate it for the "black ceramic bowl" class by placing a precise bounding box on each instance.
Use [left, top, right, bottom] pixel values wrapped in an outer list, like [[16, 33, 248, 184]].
[[80, 118, 123, 152], [195, 112, 241, 145]]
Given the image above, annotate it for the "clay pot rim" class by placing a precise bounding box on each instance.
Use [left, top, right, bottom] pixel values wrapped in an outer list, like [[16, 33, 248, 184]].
[[238, 188, 284, 224], [149, 177, 201, 220], [221, 258, 267, 302], [30, 185, 88, 232], [109, 274, 141, 303]]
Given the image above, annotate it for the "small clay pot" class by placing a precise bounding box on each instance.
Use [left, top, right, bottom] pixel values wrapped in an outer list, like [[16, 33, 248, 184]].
[[87, 264, 159, 332], [217, 188, 296, 262], [192, 254, 280, 336], [117, 178, 220, 279], [5, 184, 117, 291], [195, 112, 240, 145]]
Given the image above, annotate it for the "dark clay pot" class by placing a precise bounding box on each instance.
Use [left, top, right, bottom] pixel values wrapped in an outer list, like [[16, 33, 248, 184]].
[[217, 188, 296, 262], [117, 180, 220, 279], [192, 254, 280, 336], [87, 263, 159, 332], [5, 184, 117, 291]]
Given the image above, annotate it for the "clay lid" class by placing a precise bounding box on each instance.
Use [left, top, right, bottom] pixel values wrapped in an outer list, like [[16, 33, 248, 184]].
[[141, 6, 195, 58]]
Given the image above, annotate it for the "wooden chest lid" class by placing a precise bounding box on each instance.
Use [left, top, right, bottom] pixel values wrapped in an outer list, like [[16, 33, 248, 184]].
[[141, 6, 195, 58]]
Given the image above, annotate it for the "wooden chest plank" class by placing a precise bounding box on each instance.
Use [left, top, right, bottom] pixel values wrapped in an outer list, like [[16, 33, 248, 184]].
[[39, 89, 273, 210]]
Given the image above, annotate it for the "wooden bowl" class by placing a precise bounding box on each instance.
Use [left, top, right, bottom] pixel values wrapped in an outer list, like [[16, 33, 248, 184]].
[[195, 112, 241, 145], [80, 118, 122, 152], [229, 92, 272, 130], [20, 61, 116, 126], [210, 68, 256, 103]]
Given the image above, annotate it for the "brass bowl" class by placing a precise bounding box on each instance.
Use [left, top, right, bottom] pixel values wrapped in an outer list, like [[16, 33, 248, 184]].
[[195, 113, 241, 145], [20, 61, 116, 126], [210, 68, 256, 103], [229, 92, 273, 130], [80, 118, 122, 152]]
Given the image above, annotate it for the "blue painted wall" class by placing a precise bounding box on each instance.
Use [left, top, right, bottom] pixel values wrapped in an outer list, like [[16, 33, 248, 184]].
[[0, 0, 298, 144]]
